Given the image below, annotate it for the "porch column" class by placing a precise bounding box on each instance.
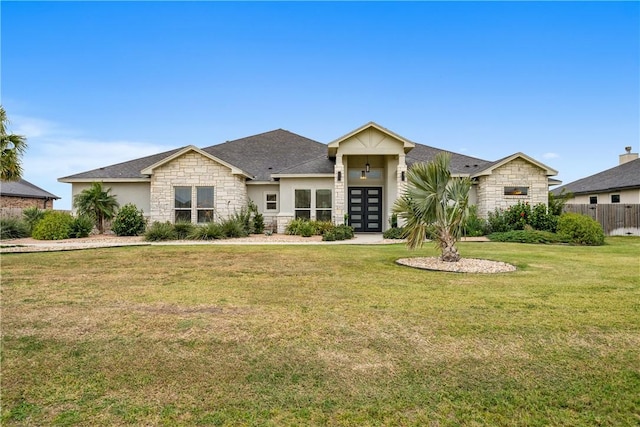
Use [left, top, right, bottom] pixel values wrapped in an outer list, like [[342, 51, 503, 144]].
[[334, 154, 345, 225], [397, 154, 408, 192]]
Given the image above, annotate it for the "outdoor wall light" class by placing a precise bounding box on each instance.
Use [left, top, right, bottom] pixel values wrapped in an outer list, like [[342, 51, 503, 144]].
[[401, 171, 406, 181], [337, 171, 342, 181], [360, 170, 366, 180], [365, 156, 370, 173]]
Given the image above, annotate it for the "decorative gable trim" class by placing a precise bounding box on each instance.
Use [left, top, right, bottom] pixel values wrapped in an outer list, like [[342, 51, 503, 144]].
[[327, 121, 416, 157], [472, 152, 558, 178], [140, 145, 253, 178]]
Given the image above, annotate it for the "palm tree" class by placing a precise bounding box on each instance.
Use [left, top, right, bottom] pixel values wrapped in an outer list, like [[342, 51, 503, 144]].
[[393, 152, 471, 262], [73, 182, 120, 234], [1, 106, 28, 181]]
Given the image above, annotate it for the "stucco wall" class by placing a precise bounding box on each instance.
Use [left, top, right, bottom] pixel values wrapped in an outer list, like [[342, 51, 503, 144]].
[[276, 177, 334, 233], [247, 184, 280, 231], [476, 158, 549, 217], [149, 152, 247, 223], [568, 189, 640, 204], [71, 182, 151, 215]]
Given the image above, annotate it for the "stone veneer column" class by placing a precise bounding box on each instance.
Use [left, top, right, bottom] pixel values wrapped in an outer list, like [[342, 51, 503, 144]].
[[333, 154, 345, 225]]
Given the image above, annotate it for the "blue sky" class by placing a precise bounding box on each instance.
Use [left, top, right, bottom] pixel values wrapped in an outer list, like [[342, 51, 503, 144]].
[[2, 1, 638, 210]]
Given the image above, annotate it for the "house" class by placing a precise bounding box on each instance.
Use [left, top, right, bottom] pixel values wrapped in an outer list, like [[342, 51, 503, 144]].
[[552, 147, 640, 204], [59, 122, 559, 233], [1, 178, 60, 210]]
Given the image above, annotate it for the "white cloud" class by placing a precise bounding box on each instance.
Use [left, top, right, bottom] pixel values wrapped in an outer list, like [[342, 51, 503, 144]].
[[542, 152, 559, 159], [13, 114, 174, 210]]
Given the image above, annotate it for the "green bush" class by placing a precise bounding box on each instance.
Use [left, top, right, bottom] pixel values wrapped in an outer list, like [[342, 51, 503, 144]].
[[173, 221, 195, 239], [557, 213, 605, 246], [69, 215, 94, 238], [220, 217, 248, 238], [298, 221, 315, 237], [463, 205, 488, 236], [383, 227, 406, 239], [529, 203, 558, 232], [188, 222, 225, 240], [144, 221, 177, 241], [252, 212, 265, 234], [31, 211, 74, 240], [487, 208, 512, 233], [112, 204, 146, 236], [488, 230, 567, 244], [285, 218, 307, 235], [0, 218, 30, 239], [322, 224, 354, 241], [22, 207, 45, 234]]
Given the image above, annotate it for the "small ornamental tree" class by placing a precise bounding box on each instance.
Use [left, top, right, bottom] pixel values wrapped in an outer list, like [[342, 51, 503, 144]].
[[73, 182, 119, 233], [393, 152, 471, 262]]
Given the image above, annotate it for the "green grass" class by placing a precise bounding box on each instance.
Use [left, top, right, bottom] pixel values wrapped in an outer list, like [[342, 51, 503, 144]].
[[1, 237, 639, 426]]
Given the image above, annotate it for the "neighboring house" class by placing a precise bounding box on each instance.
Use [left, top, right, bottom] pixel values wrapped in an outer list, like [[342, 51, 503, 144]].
[[1, 178, 60, 210], [552, 147, 640, 204], [59, 122, 558, 233]]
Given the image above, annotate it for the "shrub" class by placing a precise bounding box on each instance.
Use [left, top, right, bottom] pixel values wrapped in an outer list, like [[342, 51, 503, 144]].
[[285, 218, 307, 235], [383, 227, 406, 239], [322, 224, 354, 241], [298, 221, 315, 237], [220, 217, 248, 238], [189, 222, 225, 240], [173, 221, 195, 239], [22, 207, 45, 234], [252, 212, 265, 234], [31, 211, 74, 240], [69, 215, 94, 238], [557, 213, 605, 246], [0, 218, 30, 239], [487, 208, 512, 233], [529, 203, 558, 233], [488, 230, 567, 244], [464, 205, 488, 237], [112, 204, 146, 236], [144, 221, 177, 241]]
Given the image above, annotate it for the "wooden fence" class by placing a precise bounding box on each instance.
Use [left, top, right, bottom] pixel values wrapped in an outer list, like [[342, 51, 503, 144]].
[[563, 204, 640, 236]]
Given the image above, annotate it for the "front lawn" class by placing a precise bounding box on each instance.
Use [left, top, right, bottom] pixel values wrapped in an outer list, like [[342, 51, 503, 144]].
[[2, 238, 639, 426]]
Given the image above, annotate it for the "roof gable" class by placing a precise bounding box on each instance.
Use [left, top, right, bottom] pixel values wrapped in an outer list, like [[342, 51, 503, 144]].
[[328, 122, 415, 157], [140, 145, 252, 178], [473, 152, 558, 177]]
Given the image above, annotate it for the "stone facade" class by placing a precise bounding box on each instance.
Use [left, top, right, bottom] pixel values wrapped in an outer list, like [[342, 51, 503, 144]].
[[0, 196, 54, 210], [476, 158, 549, 217], [149, 152, 248, 223]]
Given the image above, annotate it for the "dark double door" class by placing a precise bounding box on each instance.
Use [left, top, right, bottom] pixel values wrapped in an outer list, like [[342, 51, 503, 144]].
[[348, 187, 382, 232]]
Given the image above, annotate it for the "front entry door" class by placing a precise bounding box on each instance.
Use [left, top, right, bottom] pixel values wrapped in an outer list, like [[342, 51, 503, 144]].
[[348, 187, 382, 232]]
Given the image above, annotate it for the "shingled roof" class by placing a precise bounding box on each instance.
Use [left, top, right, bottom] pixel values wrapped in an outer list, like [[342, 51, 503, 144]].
[[59, 126, 552, 183], [552, 158, 640, 195], [406, 144, 491, 175], [203, 129, 327, 181], [1, 179, 59, 199], [59, 147, 184, 181]]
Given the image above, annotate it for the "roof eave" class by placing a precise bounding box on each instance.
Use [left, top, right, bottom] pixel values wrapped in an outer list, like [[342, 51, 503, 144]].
[[58, 177, 151, 183]]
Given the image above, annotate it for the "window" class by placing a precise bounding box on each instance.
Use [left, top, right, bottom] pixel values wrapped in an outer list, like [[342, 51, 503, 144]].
[[316, 189, 332, 222], [265, 193, 278, 211], [295, 189, 311, 219], [174, 186, 192, 222], [504, 186, 528, 196], [197, 187, 214, 223], [175, 186, 214, 223], [589, 196, 598, 204], [611, 194, 620, 203]]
